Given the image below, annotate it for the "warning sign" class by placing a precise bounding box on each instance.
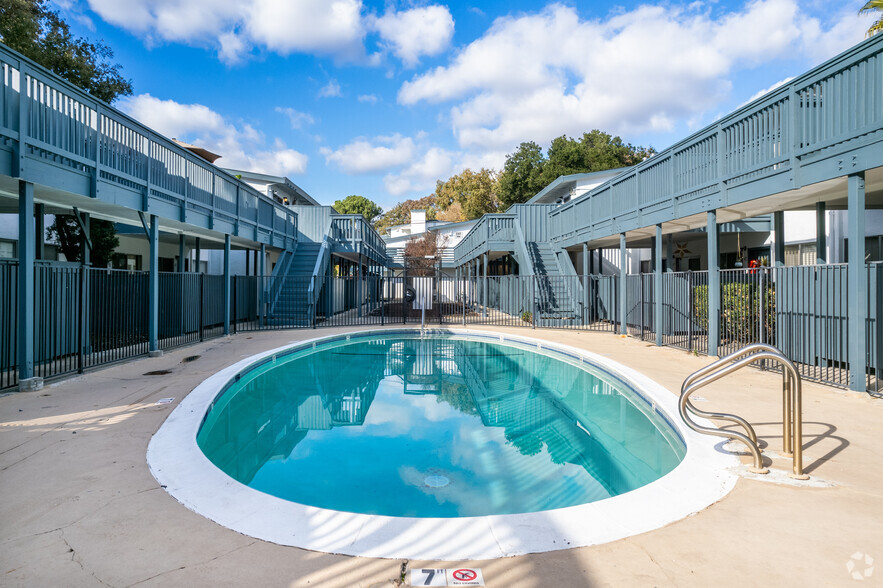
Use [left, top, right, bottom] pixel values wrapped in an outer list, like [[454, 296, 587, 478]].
[[447, 568, 484, 586]]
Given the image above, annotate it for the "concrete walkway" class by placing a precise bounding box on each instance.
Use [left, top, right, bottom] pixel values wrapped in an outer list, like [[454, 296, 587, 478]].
[[1, 326, 881, 587]]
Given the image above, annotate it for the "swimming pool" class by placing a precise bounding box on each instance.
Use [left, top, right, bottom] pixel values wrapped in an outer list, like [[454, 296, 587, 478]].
[[197, 333, 684, 518], [149, 329, 737, 559]]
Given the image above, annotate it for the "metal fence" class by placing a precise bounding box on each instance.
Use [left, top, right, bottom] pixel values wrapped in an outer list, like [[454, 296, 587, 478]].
[[0, 264, 236, 389], [1, 264, 880, 392], [661, 271, 709, 355], [0, 260, 18, 389], [626, 274, 655, 341]]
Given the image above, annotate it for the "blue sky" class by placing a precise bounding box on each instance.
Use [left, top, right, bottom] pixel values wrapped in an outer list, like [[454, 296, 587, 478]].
[[56, 0, 872, 209]]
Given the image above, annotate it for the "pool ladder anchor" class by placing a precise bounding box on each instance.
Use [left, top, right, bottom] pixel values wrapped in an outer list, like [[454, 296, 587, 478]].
[[679, 343, 809, 480]]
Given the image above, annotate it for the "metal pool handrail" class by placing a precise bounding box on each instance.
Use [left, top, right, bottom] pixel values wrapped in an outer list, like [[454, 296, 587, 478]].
[[679, 343, 808, 479]]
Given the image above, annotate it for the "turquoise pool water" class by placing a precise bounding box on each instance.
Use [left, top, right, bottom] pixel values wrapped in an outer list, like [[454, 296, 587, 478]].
[[197, 334, 685, 518]]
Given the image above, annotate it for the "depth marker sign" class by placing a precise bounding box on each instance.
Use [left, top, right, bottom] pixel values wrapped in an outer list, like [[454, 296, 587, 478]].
[[410, 569, 446, 586], [409, 568, 484, 586]]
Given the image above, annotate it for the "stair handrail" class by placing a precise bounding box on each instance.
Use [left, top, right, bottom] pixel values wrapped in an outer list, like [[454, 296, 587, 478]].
[[306, 236, 331, 325], [551, 247, 583, 317], [267, 245, 296, 316], [679, 343, 807, 479]]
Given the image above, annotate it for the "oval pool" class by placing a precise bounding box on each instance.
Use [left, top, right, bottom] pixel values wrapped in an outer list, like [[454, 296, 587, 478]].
[[197, 333, 685, 518], [148, 329, 737, 559]]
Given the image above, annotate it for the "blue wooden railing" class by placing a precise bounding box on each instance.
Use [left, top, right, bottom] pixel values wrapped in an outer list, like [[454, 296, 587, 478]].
[[330, 215, 388, 264], [0, 43, 297, 249], [549, 34, 883, 248], [453, 214, 516, 265]]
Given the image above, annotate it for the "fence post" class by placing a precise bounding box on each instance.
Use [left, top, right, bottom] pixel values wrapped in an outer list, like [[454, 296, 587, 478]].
[[380, 270, 385, 326], [707, 210, 720, 356], [688, 271, 694, 353], [876, 263, 882, 394], [78, 266, 85, 374], [759, 268, 766, 369], [619, 233, 627, 334], [223, 234, 231, 336], [402, 268, 408, 325], [461, 272, 466, 326], [199, 274, 204, 342], [531, 276, 537, 329], [233, 276, 238, 334], [655, 224, 663, 346], [147, 214, 159, 356]]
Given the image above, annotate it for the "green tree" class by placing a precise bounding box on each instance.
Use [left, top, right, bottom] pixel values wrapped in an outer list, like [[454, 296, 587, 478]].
[[332, 195, 382, 222], [498, 141, 546, 209], [47, 216, 119, 267], [538, 130, 654, 187], [0, 0, 132, 103], [373, 195, 438, 235], [861, 1, 883, 37], [435, 168, 499, 220]]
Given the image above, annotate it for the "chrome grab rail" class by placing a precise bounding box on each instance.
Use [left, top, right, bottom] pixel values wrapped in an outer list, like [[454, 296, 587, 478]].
[[679, 343, 808, 479]]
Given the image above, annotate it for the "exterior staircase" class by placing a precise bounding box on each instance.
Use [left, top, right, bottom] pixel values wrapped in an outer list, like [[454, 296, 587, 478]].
[[527, 242, 578, 319], [268, 241, 323, 326]]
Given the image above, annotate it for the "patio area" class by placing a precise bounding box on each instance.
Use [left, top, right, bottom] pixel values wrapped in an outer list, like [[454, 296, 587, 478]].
[[1, 326, 881, 587]]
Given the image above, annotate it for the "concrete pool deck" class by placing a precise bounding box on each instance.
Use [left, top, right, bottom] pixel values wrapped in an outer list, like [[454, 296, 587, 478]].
[[1, 326, 881, 587]]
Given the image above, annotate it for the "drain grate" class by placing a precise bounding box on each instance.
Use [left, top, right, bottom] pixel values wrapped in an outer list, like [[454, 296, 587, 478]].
[[143, 370, 172, 376], [182, 355, 201, 363]]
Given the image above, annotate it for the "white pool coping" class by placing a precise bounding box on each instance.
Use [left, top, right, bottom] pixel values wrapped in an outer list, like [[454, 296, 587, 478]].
[[147, 328, 738, 560]]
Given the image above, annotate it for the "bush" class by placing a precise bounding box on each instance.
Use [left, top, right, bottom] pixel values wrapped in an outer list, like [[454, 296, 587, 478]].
[[521, 310, 533, 324], [693, 281, 776, 344]]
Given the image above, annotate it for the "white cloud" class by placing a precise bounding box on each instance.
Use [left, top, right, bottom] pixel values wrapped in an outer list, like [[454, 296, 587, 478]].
[[245, 0, 364, 59], [318, 79, 343, 98], [358, 94, 379, 104], [744, 77, 794, 105], [275, 107, 315, 129], [372, 5, 455, 67], [320, 134, 416, 174], [85, 0, 366, 64], [383, 147, 456, 196], [119, 93, 308, 176], [398, 0, 868, 152]]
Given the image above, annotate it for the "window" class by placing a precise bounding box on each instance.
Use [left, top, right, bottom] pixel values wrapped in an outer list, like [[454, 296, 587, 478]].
[[0, 241, 14, 259], [111, 253, 141, 271], [784, 243, 817, 266], [844, 236, 883, 263]]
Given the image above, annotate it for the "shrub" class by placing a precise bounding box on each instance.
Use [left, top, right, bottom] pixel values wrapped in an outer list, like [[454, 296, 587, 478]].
[[692, 281, 776, 344]]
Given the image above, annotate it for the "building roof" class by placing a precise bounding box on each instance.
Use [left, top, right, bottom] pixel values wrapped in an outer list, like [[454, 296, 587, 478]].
[[383, 218, 477, 244], [222, 169, 320, 206], [525, 168, 630, 205], [172, 139, 223, 164]]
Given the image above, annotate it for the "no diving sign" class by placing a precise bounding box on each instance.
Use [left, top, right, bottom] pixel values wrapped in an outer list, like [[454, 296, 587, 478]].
[[409, 568, 484, 586], [449, 568, 484, 585]]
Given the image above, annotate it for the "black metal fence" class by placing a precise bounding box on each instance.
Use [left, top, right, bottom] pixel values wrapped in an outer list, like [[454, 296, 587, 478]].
[[0, 260, 18, 390], [1, 263, 880, 392], [661, 271, 709, 355], [0, 264, 239, 389], [626, 274, 654, 341]]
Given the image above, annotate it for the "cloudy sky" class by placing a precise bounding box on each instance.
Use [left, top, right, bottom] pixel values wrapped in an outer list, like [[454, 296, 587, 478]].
[[58, 0, 871, 209]]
